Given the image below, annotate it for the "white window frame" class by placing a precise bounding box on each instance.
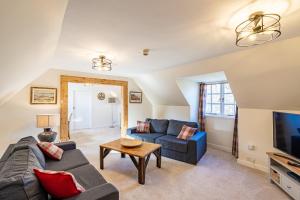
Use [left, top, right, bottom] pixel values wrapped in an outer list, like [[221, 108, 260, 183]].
[[205, 82, 236, 117]]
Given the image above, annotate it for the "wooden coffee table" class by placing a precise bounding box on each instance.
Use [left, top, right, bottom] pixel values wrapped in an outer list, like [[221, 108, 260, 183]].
[[99, 139, 161, 184]]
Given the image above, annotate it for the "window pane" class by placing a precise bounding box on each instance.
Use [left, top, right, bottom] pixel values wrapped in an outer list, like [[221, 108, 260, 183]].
[[206, 85, 212, 94], [206, 94, 212, 103], [211, 84, 221, 94], [212, 94, 221, 103], [224, 83, 232, 93], [212, 104, 221, 114], [224, 105, 235, 116], [224, 94, 235, 104], [206, 103, 212, 113]]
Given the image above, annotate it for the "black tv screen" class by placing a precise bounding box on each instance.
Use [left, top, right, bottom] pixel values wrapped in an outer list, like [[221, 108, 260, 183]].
[[273, 112, 300, 159]]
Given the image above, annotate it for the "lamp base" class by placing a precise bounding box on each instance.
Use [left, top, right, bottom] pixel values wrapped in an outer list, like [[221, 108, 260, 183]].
[[38, 130, 57, 142]]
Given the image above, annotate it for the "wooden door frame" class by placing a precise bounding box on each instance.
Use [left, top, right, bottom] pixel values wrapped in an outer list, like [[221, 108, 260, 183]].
[[60, 75, 128, 141]]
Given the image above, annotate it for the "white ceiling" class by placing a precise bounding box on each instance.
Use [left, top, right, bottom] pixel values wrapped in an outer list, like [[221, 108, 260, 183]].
[[184, 72, 227, 83], [52, 0, 300, 76], [1, 0, 300, 111]]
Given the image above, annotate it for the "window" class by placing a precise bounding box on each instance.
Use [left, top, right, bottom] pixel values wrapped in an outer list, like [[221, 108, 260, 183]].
[[205, 82, 236, 116]]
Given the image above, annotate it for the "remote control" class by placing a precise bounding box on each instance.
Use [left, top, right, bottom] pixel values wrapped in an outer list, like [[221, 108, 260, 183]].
[[287, 161, 300, 167]]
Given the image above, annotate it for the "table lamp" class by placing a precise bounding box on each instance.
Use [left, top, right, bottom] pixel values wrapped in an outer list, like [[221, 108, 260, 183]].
[[36, 114, 58, 142]]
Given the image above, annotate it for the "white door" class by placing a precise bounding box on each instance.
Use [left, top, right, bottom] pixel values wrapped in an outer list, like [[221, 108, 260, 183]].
[[73, 90, 91, 130]]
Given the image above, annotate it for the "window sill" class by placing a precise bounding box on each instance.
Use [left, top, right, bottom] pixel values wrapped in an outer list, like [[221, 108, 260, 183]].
[[205, 114, 235, 119]]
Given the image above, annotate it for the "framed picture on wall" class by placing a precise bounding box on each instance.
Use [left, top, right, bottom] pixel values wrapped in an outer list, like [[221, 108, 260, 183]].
[[30, 87, 57, 104], [129, 91, 142, 103]]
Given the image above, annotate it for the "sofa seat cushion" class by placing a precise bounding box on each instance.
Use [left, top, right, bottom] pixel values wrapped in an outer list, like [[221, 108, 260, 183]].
[[46, 149, 89, 171], [146, 119, 169, 133], [67, 164, 107, 190], [0, 149, 47, 200], [156, 135, 188, 153], [167, 120, 198, 136], [130, 133, 165, 143]]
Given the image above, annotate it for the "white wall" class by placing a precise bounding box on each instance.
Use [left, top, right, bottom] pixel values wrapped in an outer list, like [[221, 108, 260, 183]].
[[68, 83, 121, 129], [238, 108, 300, 172], [152, 105, 190, 121], [0, 69, 152, 156], [206, 116, 234, 153], [176, 79, 199, 122], [91, 85, 121, 128]]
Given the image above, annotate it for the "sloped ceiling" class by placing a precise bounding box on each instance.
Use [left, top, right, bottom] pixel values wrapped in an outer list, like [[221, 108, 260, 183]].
[[134, 36, 300, 110], [51, 0, 300, 75], [1, 0, 300, 112], [0, 0, 68, 105]]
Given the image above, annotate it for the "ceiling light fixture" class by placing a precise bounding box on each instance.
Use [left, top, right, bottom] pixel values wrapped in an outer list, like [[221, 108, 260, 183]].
[[235, 11, 281, 47], [92, 55, 112, 71], [143, 49, 150, 56]]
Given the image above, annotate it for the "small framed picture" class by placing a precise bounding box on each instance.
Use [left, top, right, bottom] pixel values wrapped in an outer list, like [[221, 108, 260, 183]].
[[129, 91, 142, 103], [30, 87, 57, 104]]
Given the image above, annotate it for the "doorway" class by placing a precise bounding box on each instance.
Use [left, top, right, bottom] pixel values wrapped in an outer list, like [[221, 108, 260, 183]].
[[60, 75, 128, 141], [71, 88, 91, 130]]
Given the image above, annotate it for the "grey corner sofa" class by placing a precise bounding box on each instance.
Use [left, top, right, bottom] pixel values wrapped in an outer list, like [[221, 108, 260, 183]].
[[127, 119, 207, 164], [0, 136, 119, 200]]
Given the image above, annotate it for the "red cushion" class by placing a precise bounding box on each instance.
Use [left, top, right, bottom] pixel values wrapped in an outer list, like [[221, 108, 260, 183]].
[[33, 168, 85, 199], [38, 142, 64, 160], [136, 121, 150, 133]]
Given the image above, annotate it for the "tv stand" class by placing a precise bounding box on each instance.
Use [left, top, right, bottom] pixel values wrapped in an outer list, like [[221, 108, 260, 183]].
[[267, 152, 300, 199], [274, 153, 300, 166]]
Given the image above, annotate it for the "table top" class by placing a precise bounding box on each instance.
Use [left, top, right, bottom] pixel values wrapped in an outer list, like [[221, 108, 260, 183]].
[[100, 139, 161, 158]]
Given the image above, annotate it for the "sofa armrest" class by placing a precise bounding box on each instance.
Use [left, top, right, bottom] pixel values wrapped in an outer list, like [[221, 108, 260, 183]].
[[188, 131, 206, 143], [65, 183, 119, 200], [55, 141, 76, 151], [187, 131, 207, 164], [127, 127, 137, 135]]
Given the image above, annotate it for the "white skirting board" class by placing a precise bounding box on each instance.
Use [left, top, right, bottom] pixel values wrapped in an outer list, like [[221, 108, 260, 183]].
[[207, 143, 231, 153], [237, 158, 268, 173]]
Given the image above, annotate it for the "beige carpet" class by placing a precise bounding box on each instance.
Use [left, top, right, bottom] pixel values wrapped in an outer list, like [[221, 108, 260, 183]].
[[71, 128, 289, 200]]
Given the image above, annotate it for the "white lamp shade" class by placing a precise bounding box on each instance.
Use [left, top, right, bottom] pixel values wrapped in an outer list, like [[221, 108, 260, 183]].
[[36, 115, 58, 128]]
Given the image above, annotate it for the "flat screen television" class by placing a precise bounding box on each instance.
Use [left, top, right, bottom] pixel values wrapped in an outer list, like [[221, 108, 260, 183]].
[[273, 112, 300, 160]]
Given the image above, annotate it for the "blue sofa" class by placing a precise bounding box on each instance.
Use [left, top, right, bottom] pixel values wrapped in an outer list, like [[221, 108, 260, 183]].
[[127, 119, 207, 164]]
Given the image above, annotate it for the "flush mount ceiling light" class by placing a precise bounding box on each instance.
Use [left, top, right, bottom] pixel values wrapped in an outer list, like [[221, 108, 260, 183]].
[[92, 55, 112, 71], [235, 11, 281, 47]]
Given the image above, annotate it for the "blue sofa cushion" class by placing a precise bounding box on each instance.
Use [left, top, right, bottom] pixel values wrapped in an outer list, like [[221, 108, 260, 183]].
[[130, 133, 165, 143], [146, 118, 169, 133], [167, 120, 198, 136], [156, 135, 188, 153]]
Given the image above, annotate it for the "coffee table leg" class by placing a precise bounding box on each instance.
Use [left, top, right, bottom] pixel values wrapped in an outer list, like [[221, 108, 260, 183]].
[[138, 157, 145, 184], [121, 153, 126, 158], [100, 146, 104, 170], [156, 148, 161, 168]]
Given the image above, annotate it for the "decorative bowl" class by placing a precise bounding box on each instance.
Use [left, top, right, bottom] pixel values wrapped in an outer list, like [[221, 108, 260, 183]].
[[120, 138, 142, 148]]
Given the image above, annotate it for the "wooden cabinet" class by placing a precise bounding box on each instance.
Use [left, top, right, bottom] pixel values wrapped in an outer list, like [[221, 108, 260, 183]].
[[267, 152, 300, 200]]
